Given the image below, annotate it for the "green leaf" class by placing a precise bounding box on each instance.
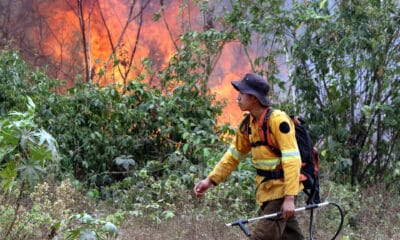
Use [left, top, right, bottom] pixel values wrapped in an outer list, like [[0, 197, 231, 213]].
[[183, 143, 189, 153], [29, 144, 51, 164], [65, 229, 81, 240], [87, 189, 100, 199], [0, 144, 16, 161], [114, 155, 136, 170], [153, 12, 161, 21], [27, 96, 36, 115], [162, 210, 175, 220], [0, 128, 19, 146], [16, 158, 46, 186], [319, 0, 328, 9], [79, 213, 94, 224], [33, 128, 59, 160], [0, 161, 17, 191], [102, 222, 118, 236], [203, 148, 210, 158]]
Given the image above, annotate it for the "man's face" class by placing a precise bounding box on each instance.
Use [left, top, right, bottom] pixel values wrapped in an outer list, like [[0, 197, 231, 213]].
[[236, 92, 257, 111]]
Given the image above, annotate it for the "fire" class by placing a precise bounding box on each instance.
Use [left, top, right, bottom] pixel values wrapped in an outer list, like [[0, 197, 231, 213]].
[[210, 42, 252, 125], [33, 0, 247, 125]]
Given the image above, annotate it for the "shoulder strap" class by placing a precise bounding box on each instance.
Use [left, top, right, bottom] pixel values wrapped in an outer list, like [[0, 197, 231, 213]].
[[239, 113, 251, 135], [262, 108, 281, 155]]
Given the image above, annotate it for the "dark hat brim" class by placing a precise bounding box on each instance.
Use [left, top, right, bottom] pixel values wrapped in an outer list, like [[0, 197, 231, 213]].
[[231, 81, 271, 106]]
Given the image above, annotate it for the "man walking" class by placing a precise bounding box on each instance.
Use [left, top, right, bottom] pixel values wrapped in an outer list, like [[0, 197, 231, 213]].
[[194, 73, 304, 239]]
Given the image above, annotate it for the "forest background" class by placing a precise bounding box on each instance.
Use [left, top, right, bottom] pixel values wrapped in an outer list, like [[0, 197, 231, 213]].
[[0, 0, 399, 239]]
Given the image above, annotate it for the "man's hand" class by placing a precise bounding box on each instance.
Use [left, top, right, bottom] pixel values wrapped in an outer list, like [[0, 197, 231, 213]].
[[281, 195, 296, 219], [193, 177, 213, 197]]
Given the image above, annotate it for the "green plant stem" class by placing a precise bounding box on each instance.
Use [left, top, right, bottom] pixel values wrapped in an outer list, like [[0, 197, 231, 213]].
[[4, 181, 26, 238]]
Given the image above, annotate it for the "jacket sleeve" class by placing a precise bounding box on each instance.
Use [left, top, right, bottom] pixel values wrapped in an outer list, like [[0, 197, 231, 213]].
[[270, 112, 302, 196], [208, 116, 252, 185]]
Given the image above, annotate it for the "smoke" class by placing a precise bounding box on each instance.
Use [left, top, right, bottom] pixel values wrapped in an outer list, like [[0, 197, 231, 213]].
[[0, 0, 257, 124]]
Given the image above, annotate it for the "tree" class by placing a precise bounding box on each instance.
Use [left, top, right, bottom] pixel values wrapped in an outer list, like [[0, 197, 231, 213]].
[[219, 0, 400, 187], [70, 0, 152, 86], [0, 0, 157, 87], [291, 0, 400, 186]]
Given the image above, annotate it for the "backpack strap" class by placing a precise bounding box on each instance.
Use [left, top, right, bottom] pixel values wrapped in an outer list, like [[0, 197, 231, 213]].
[[263, 108, 281, 155], [250, 108, 281, 155], [239, 113, 251, 135], [251, 108, 284, 184]]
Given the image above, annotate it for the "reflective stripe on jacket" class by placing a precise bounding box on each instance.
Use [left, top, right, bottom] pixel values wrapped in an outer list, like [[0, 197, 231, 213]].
[[208, 109, 303, 204]]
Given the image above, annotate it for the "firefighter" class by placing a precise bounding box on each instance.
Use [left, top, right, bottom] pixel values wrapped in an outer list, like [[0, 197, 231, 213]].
[[194, 73, 304, 240]]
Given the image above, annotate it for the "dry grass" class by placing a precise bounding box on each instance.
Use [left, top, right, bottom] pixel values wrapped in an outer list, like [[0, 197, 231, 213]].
[[117, 214, 244, 240], [1, 180, 399, 239], [114, 183, 400, 240], [116, 211, 343, 240], [115, 204, 400, 240]]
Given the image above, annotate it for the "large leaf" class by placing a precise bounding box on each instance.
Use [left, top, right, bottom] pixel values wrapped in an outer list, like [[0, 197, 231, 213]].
[[114, 155, 136, 170], [0, 161, 17, 191], [16, 157, 46, 186], [33, 128, 60, 161], [0, 142, 17, 161], [29, 143, 52, 164], [0, 128, 20, 146], [78, 229, 96, 240]]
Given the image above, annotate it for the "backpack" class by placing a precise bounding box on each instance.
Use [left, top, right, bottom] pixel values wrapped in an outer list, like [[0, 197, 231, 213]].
[[242, 108, 320, 204]]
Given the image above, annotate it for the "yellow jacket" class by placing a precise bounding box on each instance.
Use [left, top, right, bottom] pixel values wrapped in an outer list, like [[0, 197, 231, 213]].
[[208, 109, 303, 204]]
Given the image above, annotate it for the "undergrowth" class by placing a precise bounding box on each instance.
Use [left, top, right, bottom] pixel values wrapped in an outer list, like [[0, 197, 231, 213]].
[[1, 175, 399, 240]]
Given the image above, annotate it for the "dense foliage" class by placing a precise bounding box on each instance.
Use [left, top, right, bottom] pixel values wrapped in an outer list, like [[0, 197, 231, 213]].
[[290, 0, 400, 186], [0, 46, 251, 239], [222, 0, 400, 187], [0, 49, 232, 188], [2, 0, 399, 190], [1, 0, 400, 239]]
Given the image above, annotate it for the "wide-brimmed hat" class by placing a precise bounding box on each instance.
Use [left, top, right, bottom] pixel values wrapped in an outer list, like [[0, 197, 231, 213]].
[[231, 73, 271, 106]]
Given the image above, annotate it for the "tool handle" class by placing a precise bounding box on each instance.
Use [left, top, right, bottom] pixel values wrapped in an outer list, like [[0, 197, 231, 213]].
[[226, 219, 251, 237], [226, 201, 333, 237]]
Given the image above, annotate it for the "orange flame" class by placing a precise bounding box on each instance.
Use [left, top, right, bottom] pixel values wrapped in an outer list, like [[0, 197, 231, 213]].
[[35, 0, 246, 125]]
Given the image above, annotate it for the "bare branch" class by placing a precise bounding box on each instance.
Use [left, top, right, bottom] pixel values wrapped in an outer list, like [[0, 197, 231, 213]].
[[76, 0, 90, 82], [96, 0, 151, 86], [160, 0, 178, 51]]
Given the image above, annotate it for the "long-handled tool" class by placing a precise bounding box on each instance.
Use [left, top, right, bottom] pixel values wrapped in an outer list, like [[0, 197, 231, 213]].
[[226, 201, 344, 239]]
